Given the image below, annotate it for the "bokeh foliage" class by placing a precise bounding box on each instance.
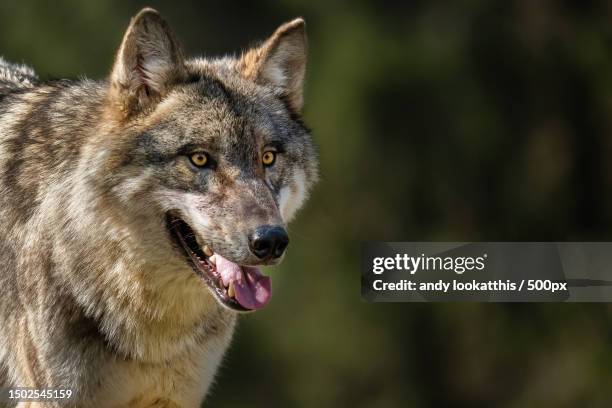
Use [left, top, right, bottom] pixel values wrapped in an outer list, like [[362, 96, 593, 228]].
[[2, 1, 612, 407]]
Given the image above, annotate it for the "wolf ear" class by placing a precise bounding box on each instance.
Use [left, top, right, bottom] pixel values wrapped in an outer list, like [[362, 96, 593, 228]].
[[109, 8, 186, 117], [240, 19, 307, 114]]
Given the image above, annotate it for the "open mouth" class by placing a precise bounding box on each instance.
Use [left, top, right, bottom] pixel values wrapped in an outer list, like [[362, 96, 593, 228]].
[[166, 212, 272, 312]]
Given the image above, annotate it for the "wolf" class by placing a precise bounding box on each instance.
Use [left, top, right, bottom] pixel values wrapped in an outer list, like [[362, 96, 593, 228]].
[[0, 7, 317, 407]]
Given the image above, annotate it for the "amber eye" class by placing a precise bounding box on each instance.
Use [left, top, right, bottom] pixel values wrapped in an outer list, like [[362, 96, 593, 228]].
[[262, 151, 276, 166], [190, 152, 208, 168]]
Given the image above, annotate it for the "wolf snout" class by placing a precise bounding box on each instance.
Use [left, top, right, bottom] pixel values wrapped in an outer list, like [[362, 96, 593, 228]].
[[248, 225, 289, 261]]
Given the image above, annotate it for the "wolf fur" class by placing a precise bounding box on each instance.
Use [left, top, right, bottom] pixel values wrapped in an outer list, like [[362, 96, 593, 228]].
[[0, 8, 317, 407]]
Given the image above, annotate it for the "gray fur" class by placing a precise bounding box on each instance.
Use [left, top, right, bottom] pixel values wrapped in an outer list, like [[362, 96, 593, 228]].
[[0, 8, 317, 408], [0, 57, 38, 93]]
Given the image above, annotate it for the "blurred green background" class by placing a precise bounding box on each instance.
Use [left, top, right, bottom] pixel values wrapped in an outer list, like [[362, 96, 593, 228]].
[[2, 1, 612, 407]]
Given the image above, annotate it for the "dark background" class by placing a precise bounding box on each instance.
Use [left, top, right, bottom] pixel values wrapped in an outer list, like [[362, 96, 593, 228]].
[[2, 1, 612, 406]]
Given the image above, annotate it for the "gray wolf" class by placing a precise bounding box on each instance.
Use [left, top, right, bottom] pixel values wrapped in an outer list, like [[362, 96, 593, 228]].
[[0, 8, 317, 407]]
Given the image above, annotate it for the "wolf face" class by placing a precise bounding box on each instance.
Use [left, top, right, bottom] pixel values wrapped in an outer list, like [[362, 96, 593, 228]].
[[0, 8, 317, 403], [95, 9, 317, 312]]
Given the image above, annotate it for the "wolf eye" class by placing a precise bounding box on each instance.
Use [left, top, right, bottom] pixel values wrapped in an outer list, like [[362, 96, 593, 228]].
[[190, 152, 208, 168], [262, 151, 276, 167]]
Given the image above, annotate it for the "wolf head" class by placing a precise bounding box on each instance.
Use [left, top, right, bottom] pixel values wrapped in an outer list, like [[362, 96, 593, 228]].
[[93, 9, 317, 313]]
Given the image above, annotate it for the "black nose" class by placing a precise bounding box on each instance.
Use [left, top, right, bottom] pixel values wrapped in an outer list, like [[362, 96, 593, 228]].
[[249, 226, 289, 260]]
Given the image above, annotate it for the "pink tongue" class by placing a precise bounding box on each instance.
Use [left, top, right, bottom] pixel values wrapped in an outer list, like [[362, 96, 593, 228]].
[[214, 254, 272, 310]]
